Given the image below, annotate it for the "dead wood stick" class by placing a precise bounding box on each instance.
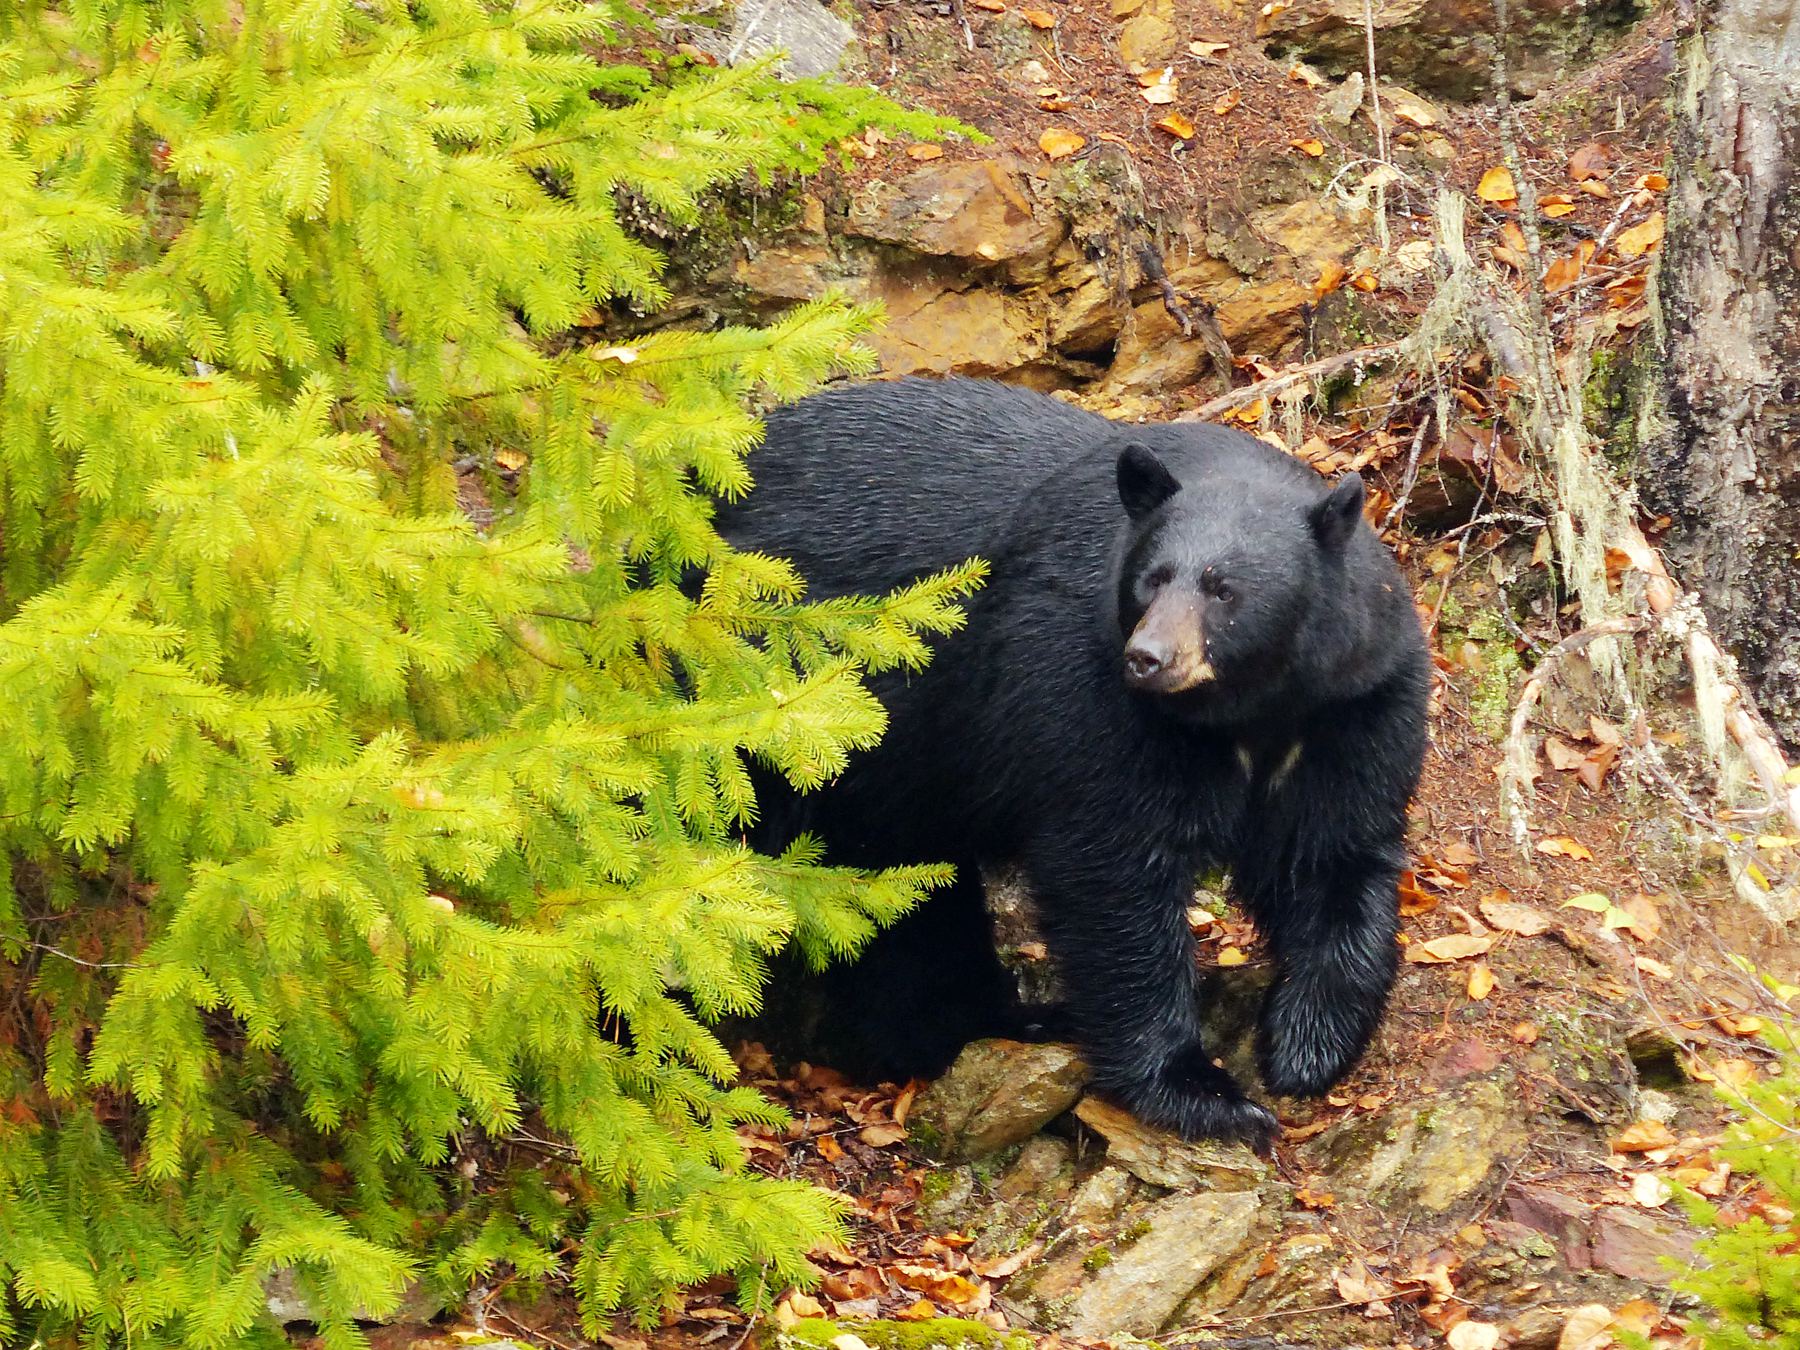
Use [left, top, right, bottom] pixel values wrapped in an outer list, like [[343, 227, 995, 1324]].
[[1178, 341, 1403, 421]]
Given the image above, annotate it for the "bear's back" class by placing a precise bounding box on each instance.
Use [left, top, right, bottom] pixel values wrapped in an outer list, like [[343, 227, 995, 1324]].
[[719, 378, 1117, 600]]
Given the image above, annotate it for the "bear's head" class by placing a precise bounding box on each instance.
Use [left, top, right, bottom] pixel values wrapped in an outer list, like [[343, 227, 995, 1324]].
[[1112, 441, 1367, 725]]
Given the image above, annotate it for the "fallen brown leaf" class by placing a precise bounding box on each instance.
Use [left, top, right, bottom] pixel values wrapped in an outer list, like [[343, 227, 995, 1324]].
[[1403, 933, 1495, 964], [1480, 897, 1556, 936], [1038, 128, 1085, 159]]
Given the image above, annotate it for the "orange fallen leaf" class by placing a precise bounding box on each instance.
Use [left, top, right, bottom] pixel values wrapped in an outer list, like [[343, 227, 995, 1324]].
[[906, 144, 945, 161], [1536, 835, 1594, 860], [971, 0, 1006, 9], [1291, 137, 1325, 157], [1510, 1021, 1540, 1045], [895, 1298, 937, 1322], [1020, 6, 1056, 25], [1216, 945, 1249, 966], [784, 1292, 826, 1319], [1476, 165, 1517, 202], [1296, 1183, 1336, 1209], [1715, 1013, 1765, 1038], [1615, 210, 1665, 258], [1213, 88, 1242, 115], [1540, 193, 1577, 218], [859, 1122, 907, 1147], [1636, 171, 1669, 191], [1155, 110, 1196, 139], [1579, 178, 1614, 197], [815, 1132, 845, 1161], [1223, 398, 1266, 424], [1313, 258, 1347, 298], [1189, 39, 1230, 56], [1038, 127, 1085, 159], [1542, 249, 1584, 292], [1467, 962, 1496, 999], [1349, 269, 1379, 292]]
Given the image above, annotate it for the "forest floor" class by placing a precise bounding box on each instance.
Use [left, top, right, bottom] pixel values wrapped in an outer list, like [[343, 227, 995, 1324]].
[[310, 1, 1799, 1347]]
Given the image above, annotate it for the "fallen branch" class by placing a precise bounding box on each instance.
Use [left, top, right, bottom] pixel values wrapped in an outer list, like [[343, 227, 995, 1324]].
[[1178, 341, 1403, 421], [1499, 616, 1652, 851]]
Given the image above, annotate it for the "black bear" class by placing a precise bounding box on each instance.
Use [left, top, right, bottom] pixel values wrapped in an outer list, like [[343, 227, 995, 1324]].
[[717, 377, 1430, 1148]]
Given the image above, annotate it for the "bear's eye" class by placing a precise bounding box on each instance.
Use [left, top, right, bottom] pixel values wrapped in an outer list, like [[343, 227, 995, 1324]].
[[1214, 582, 1236, 605]]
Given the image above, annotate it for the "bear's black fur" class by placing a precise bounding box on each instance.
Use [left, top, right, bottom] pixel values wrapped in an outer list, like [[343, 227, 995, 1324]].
[[717, 377, 1430, 1149]]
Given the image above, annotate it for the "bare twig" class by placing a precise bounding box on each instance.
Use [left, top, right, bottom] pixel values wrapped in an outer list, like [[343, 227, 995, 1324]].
[[1382, 410, 1433, 530]]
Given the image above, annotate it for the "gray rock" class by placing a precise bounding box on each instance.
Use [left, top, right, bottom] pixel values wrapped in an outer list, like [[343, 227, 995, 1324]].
[[1299, 1071, 1528, 1214], [263, 1269, 439, 1326], [1062, 1190, 1267, 1337], [911, 1040, 1090, 1160], [1316, 71, 1365, 126], [1074, 1096, 1269, 1192], [708, 0, 856, 79], [1064, 1164, 1139, 1230]]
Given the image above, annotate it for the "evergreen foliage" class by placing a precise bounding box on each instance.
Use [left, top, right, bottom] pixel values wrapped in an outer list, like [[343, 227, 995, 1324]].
[[1670, 1013, 1800, 1350], [0, 2, 978, 1343]]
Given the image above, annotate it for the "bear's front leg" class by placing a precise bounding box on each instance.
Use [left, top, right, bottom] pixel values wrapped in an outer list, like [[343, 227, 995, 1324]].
[[1026, 838, 1278, 1151], [1236, 844, 1403, 1098]]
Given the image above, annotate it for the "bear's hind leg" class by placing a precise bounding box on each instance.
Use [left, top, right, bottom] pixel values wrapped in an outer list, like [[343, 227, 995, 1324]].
[[815, 864, 1018, 1080]]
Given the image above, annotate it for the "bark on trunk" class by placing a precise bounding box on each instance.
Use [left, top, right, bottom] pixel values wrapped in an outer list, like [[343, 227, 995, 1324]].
[[1643, 0, 1800, 750]]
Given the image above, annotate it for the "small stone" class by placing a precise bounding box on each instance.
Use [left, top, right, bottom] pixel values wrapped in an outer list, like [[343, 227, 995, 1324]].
[[1637, 1087, 1680, 1124], [911, 1039, 1090, 1160], [1316, 71, 1364, 127], [1063, 1190, 1265, 1337], [994, 1134, 1076, 1206], [1589, 1205, 1698, 1284], [1074, 1096, 1270, 1191], [1117, 13, 1178, 70], [1503, 1304, 1571, 1350], [1065, 1164, 1138, 1228], [1017, 58, 1051, 83]]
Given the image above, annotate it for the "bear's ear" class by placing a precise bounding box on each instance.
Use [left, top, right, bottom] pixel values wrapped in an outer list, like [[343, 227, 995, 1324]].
[[1309, 471, 1365, 551], [1117, 444, 1182, 519]]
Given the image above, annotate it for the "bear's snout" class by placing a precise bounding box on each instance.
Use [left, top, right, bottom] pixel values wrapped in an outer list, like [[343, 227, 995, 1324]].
[[1124, 592, 1216, 694]]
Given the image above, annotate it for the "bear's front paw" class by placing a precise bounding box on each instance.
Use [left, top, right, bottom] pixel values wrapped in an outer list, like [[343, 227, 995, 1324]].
[[1257, 1013, 1363, 1098], [1125, 1046, 1278, 1153]]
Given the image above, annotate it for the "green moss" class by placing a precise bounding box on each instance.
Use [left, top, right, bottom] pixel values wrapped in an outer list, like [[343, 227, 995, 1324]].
[[1467, 610, 1523, 740], [778, 1318, 1031, 1350], [1082, 1245, 1114, 1273]]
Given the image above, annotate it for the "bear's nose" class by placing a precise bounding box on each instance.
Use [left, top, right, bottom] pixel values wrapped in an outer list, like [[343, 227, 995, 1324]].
[[1122, 641, 1167, 686]]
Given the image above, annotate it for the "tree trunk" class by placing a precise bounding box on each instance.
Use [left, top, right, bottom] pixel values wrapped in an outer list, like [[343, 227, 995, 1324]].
[[1643, 0, 1800, 750]]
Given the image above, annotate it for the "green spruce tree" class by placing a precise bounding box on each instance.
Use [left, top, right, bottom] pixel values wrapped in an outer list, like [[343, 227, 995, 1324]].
[[0, 2, 976, 1343]]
